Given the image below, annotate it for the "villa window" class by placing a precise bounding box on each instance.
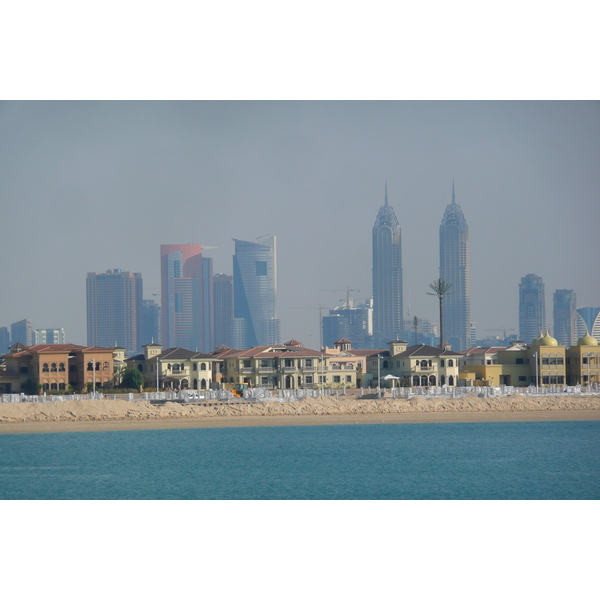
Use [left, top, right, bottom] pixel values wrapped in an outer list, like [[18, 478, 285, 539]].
[[383, 361, 388, 369], [306, 376, 313, 384], [346, 375, 352, 383], [261, 360, 268, 367], [542, 357, 549, 365], [334, 375, 341, 383], [440, 359, 445, 367], [448, 359, 454, 367], [557, 357, 564, 365], [59, 363, 65, 372], [285, 359, 293, 367], [200, 363, 207, 371], [59, 383, 66, 391], [43, 363, 49, 372], [305, 359, 312, 367], [193, 363, 197, 371]]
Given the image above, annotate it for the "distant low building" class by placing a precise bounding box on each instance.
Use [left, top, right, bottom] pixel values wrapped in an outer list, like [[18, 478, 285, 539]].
[[33, 328, 66, 345]]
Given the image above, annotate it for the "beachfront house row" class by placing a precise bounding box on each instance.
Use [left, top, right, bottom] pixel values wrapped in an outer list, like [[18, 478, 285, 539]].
[[212, 340, 359, 389], [364, 340, 462, 387]]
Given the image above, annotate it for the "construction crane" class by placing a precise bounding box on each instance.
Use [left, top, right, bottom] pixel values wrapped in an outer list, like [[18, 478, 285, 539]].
[[291, 304, 331, 349], [321, 287, 361, 308], [485, 326, 515, 339]]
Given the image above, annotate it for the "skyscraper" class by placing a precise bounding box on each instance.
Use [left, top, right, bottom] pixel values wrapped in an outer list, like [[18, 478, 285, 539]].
[[553, 289, 577, 346], [439, 182, 471, 351], [86, 269, 143, 354], [372, 185, 403, 346], [11, 319, 32, 346], [141, 299, 161, 347], [0, 327, 10, 354], [213, 273, 234, 348], [233, 235, 280, 347], [160, 244, 214, 352], [519, 273, 546, 343]]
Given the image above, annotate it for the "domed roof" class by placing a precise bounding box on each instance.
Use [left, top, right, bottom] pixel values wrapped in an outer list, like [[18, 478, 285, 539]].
[[538, 332, 558, 346], [532, 331, 558, 347], [577, 333, 598, 346]]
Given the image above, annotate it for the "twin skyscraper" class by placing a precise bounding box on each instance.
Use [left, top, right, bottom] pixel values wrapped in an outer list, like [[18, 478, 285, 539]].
[[372, 182, 471, 351]]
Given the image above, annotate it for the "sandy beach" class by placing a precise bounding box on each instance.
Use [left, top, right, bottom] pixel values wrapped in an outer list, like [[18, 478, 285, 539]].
[[1, 393, 599, 434]]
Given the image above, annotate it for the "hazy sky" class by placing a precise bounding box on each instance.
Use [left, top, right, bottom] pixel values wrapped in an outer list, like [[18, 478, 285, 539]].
[[1, 101, 599, 348]]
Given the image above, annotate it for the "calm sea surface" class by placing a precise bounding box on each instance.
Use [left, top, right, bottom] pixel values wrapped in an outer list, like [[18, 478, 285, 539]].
[[0, 421, 599, 500]]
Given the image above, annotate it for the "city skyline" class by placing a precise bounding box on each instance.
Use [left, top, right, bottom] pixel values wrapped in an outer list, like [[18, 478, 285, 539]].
[[1, 101, 599, 349]]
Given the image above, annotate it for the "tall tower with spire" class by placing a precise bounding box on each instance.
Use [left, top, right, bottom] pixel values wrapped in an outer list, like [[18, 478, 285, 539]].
[[372, 183, 403, 347], [439, 181, 471, 351]]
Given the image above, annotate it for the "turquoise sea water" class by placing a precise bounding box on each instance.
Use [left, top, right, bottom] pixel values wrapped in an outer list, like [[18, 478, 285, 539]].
[[0, 420, 599, 500]]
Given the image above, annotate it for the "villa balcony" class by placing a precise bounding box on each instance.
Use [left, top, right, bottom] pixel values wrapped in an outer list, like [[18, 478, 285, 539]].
[[257, 367, 275, 373]]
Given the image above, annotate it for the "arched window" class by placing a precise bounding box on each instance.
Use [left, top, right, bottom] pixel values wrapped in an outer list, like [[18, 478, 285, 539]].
[[413, 375, 420, 386], [59, 383, 66, 391], [181, 379, 189, 389], [96, 362, 101, 371], [383, 360, 389, 369], [59, 362, 65, 372], [440, 374, 446, 385], [201, 379, 207, 389], [429, 375, 436, 386], [421, 375, 428, 386], [51, 363, 57, 372], [103, 362, 109, 371], [87, 361, 94, 371], [440, 359, 445, 367], [428, 360, 432, 367], [200, 363, 207, 371], [193, 379, 198, 389], [137, 364, 144, 372], [43, 383, 49, 391], [420, 360, 428, 368], [168, 364, 172, 370], [448, 375, 454, 386], [448, 359, 454, 367], [193, 363, 197, 371], [51, 383, 57, 390], [43, 363, 49, 372]]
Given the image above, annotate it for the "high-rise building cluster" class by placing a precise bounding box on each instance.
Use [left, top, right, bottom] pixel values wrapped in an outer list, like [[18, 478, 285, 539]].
[[2, 183, 599, 371], [518, 278, 600, 346], [369, 181, 471, 352]]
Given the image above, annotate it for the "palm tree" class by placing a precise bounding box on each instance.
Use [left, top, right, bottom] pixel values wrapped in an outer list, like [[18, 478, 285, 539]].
[[427, 278, 452, 349]]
